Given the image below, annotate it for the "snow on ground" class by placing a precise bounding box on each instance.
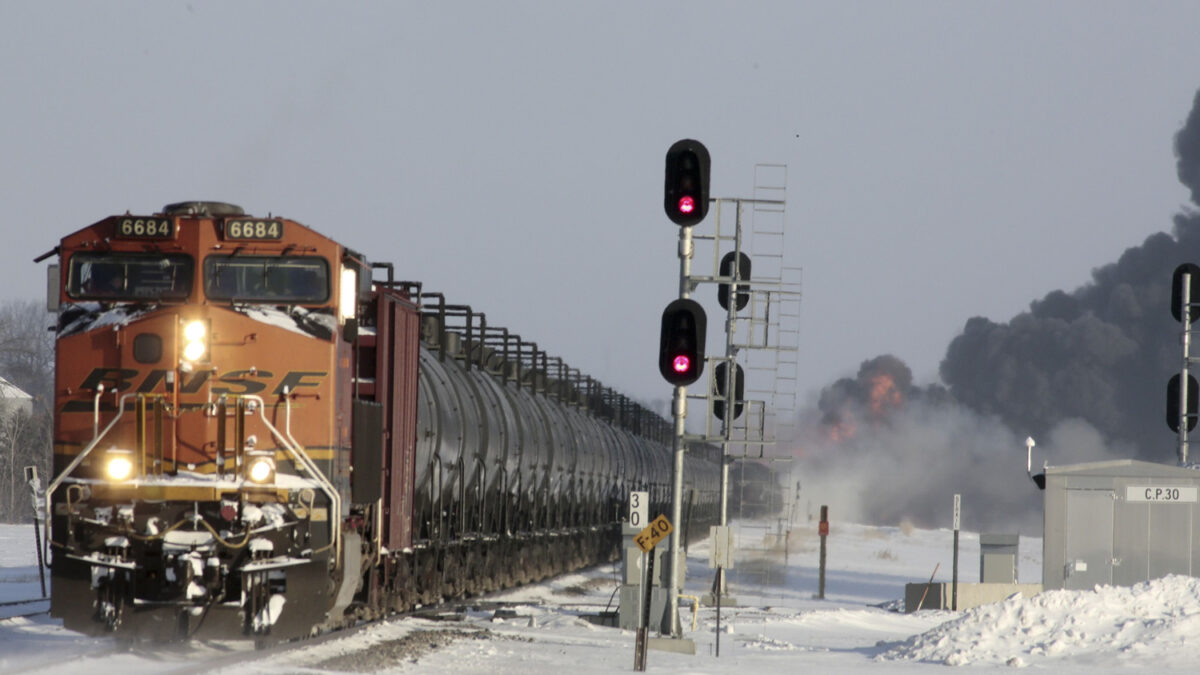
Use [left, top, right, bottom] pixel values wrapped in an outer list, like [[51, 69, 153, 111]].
[[883, 576, 1200, 669], [2, 519, 1196, 672], [0, 522, 46, 605]]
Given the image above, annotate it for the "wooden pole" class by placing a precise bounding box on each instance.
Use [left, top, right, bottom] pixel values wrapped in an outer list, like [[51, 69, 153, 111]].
[[915, 563, 940, 611], [634, 550, 655, 671]]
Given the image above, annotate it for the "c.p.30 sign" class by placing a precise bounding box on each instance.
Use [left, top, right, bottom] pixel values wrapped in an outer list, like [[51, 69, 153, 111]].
[[1126, 486, 1198, 502]]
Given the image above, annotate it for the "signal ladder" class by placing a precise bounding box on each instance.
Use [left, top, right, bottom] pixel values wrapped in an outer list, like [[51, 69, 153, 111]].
[[686, 164, 802, 459], [682, 163, 802, 590]]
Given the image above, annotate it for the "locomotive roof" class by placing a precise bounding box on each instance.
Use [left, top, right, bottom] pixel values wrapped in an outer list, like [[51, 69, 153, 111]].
[[51, 202, 344, 254]]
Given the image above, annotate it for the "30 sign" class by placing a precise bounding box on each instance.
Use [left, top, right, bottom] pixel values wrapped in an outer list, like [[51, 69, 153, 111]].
[[629, 491, 649, 528]]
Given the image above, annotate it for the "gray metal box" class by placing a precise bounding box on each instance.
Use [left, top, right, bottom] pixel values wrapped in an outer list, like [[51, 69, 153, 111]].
[[618, 524, 682, 631], [980, 533, 1019, 583], [1043, 459, 1200, 590]]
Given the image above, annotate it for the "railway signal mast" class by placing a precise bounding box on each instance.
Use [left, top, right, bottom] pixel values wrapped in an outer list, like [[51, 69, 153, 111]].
[[658, 139, 799, 638], [1170, 263, 1200, 464], [659, 139, 711, 637]]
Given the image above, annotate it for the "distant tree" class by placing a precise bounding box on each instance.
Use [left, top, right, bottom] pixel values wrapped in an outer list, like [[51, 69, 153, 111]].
[[0, 299, 54, 407], [0, 299, 54, 523], [0, 408, 51, 522]]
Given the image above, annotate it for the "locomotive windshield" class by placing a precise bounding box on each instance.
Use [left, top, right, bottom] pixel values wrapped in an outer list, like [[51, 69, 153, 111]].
[[204, 255, 329, 304], [66, 253, 194, 301]]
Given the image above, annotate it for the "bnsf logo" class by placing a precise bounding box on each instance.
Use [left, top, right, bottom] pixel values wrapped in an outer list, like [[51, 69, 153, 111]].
[[75, 368, 327, 397]]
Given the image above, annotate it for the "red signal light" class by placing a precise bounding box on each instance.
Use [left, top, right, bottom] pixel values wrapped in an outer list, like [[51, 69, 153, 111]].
[[665, 139, 711, 226], [659, 298, 706, 386]]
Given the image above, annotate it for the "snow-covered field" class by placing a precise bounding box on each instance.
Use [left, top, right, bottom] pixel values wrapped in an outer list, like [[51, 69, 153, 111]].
[[3, 519, 1199, 673]]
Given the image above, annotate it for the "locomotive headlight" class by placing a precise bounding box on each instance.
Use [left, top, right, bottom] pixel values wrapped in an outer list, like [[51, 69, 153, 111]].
[[184, 320, 206, 342], [105, 449, 135, 481], [245, 450, 275, 484], [183, 340, 206, 362], [182, 320, 208, 363]]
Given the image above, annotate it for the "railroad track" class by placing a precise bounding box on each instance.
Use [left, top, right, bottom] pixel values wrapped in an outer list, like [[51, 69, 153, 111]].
[[0, 564, 619, 674], [0, 593, 548, 674], [116, 599, 532, 674]]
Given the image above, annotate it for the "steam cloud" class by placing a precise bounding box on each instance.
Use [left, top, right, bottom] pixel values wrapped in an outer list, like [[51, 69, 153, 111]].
[[795, 88, 1200, 534]]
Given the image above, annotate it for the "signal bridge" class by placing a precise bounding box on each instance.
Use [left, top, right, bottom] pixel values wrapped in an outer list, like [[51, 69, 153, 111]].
[[681, 165, 802, 462]]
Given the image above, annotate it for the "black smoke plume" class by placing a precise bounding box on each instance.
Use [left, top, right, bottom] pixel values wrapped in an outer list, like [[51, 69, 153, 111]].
[[1176, 88, 1200, 205], [795, 88, 1200, 533], [941, 86, 1200, 462]]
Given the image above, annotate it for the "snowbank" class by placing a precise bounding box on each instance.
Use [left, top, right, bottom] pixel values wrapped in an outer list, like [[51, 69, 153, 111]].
[[882, 575, 1200, 668]]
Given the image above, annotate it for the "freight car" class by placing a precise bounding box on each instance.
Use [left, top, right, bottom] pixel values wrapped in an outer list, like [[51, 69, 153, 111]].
[[38, 202, 721, 642]]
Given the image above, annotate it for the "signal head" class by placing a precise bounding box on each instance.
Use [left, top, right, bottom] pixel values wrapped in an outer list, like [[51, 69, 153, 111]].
[[664, 139, 711, 227], [659, 298, 707, 386], [1172, 263, 1200, 323], [1167, 373, 1200, 433], [713, 361, 746, 421], [717, 251, 752, 311]]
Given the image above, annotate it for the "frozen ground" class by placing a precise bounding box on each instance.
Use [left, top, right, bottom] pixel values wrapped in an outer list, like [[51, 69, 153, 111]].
[[3, 519, 1198, 673]]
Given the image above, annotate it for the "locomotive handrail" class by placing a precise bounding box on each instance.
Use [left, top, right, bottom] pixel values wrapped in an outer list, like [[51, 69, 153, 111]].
[[43, 391, 138, 562], [244, 392, 344, 569], [93, 384, 104, 437], [48, 390, 345, 569]]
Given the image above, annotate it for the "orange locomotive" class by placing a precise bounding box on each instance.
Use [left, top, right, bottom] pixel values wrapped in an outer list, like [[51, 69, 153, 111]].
[[44, 202, 374, 640], [41, 202, 721, 642]]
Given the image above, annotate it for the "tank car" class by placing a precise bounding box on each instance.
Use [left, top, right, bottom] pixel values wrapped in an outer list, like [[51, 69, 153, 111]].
[[39, 202, 721, 641]]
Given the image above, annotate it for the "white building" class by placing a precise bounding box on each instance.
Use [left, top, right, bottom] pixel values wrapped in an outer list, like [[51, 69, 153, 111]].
[[0, 376, 32, 420]]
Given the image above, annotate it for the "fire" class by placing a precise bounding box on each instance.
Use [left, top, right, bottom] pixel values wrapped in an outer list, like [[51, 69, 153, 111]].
[[827, 421, 856, 442], [814, 356, 912, 445], [824, 411, 858, 442], [868, 374, 903, 417]]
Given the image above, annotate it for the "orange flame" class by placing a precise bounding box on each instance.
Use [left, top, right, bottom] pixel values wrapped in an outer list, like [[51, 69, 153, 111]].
[[825, 411, 858, 442], [868, 374, 903, 417]]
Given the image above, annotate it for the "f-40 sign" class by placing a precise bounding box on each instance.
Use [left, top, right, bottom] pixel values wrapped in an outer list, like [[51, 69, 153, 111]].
[[634, 515, 673, 553]]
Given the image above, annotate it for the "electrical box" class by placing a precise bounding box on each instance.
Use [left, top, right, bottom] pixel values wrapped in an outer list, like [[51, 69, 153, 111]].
[[1043, 459, 1200, 590], [980, 533, 1019, 583]]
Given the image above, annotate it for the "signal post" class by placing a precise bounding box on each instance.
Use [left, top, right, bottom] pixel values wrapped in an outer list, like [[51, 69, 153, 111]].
[[659, 139, 711, 637], [657, 140, 797, 640]]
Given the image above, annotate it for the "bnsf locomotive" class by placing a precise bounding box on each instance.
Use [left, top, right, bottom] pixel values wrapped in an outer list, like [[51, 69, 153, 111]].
[[40, 202, 721, 641]]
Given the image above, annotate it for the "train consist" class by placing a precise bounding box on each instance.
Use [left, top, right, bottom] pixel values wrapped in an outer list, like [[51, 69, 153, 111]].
[[40, 202, 722, 641]]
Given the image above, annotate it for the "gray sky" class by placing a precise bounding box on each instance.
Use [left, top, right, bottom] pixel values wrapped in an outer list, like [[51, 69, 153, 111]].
[[4, 1, 1200, 409]]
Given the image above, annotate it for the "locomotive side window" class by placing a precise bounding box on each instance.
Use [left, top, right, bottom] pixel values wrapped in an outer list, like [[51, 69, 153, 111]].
[[204, 256, 330, 304], [66, 253, 194, 301]]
